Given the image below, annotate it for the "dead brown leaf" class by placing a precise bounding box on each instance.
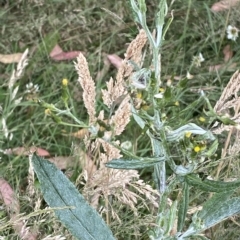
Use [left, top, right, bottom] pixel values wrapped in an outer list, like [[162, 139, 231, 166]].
[[0, 53, 23, 64], [0, 178, 37, 240], [46, 149, 96, 179], [211, 0, 240, 12], [47, 156, 75, 170], [4, 147, 50, 157], [0, 178, 19, 211], [50, 44, 81, 61], [209, 44, 236, 72], [49, 44, 62, 57], [107, 54, 123, 69], [209, 63, 237, 72], [223, 45, 233, 62]]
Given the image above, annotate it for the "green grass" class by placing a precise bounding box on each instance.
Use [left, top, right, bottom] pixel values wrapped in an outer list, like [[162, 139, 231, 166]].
[[1, 0, 240, 239]]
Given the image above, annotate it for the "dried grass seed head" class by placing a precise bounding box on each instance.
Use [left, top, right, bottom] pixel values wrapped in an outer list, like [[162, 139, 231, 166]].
[[214, 70, 240, 114], [102, 29, 148, 111], [116, 29, 148, 83], [74, 53, 96, 124], [9, 48, 29, 89], [110, 94, 131, 136], [102, 77, 127, 108], [212, 71, 240, 132], [125, 29, 148, 64]]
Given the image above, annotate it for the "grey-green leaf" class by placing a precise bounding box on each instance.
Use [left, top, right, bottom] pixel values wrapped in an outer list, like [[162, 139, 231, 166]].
[[198, 195, 240, 231], [31, 155, 115, 240], [185, 174, 240, 192], [131, 105, 146, 129], [105, 158, 162, 169], [177, 182, 189, 232], [166, 123, 215, 142]]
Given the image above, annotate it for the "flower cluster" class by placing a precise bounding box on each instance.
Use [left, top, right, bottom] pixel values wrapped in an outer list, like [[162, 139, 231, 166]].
[[192, 53, 205, 67], [25, 82, 40, 94]]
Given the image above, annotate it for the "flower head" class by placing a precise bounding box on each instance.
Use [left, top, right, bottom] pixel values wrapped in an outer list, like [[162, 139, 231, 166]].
[[131, 68, 151, 89], [174, 101, 179, 106], [199, 116, 206, 122], [136, 92, 142, 99], [25, 82, 39, 94], [62, 78, 68, 86], [192, 53, 205, 67], [186, 71, 194, 79], [194, 146, 201, 153], [185, 132, 192, 138], [226, 25, 239, 41]]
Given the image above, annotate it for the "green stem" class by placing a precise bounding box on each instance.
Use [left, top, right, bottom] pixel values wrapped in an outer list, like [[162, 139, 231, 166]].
[[59, 121, 88, 128]]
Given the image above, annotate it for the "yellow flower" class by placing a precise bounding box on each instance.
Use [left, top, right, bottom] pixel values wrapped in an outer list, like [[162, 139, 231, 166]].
[[136, 92, 142, 99], [194, 146, 201, 153], [142, 104, 150, 111], [159, 88, 165, 92], [185, 132, 192, 138], [174, 101, 179, 106], [199, 116, 206, 122], [62, 78, 68, 86]]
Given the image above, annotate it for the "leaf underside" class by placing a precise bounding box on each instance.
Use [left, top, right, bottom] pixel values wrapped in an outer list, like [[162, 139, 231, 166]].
[[106, 158, 161, 169], [31, 155, 115, 240]]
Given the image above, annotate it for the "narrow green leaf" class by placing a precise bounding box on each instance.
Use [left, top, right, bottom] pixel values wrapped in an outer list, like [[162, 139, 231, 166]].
[[131, 105, 146, 129], [138, 0, 147, 13], [204, 140, 218, 157], [177, 182, 189, 232], [164, 86, 172, 99], [165, 200, 178, 235], [177, 77, 188, 88], [38, 31, 59, 56], [105, 158, 162, 169], [178, 95, 205, 122], [31, 155, 115, 240], [217, 115, 236, 126], [186, 174, 240, 192], [156, 0, 167, 27], [154, 161, 166, 193]]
